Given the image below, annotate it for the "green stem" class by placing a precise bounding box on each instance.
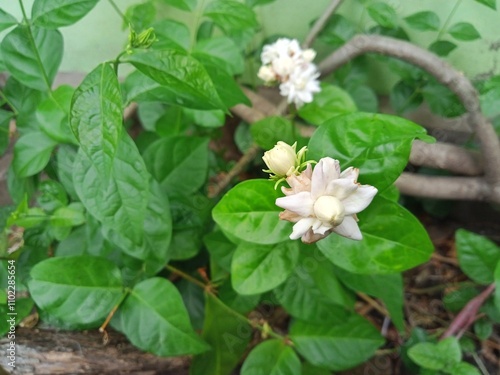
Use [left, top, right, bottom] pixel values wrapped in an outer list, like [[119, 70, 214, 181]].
[[18, 0, 53, 93], [108, 0, 128, 24], [113, 51, 127, 76], [166, 264, 286, 342], [436, 0, 462, 41], [190, 0, 207, 50], [0, 90, 19, 116], [99, 288, 131, 332]]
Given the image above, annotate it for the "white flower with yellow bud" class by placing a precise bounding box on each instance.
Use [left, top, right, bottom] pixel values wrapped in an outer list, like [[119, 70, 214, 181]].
[[262, 141, 311, 188]]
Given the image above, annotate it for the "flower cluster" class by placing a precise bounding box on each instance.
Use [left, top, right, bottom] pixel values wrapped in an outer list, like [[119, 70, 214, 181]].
[[258, 38, 321, 108], [263, 142, 377, 244]]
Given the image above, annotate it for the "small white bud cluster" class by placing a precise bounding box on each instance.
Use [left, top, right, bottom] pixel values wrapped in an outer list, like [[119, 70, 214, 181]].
[[258, 38, 321, 108]]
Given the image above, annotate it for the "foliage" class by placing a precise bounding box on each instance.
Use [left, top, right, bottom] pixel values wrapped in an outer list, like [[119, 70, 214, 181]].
[[0, 0, 497, 374]]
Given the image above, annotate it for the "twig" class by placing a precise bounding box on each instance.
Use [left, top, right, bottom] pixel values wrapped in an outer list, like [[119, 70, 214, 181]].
[[303, 0, 344, 49], [395, 173, 489, 201], [441, 283, 495, 339], [318, 34, 500, 202]]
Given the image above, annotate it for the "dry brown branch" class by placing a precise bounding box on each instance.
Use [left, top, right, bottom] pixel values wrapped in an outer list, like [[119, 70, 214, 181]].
[[318, 34, 500, 202]]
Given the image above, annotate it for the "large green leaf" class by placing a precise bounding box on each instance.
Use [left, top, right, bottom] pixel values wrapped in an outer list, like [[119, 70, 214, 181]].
[[474, 0, 496, 9], [290, 315, 384, 371], [38, 85, 77, 144], [408, 337, 461, 370], [73, 132, 150, 253], [204, 0, 258, 32], [123, 70, 179, 105], [456, 229, 500, 284], [0, 109, 13, 156], [28, 255, 124, 328], [241, 339, 301, 375], [212, 179, 292, 245], [203, 63, 251, 107], [404, 11, 440, 31], [274, 249, 354, 323], [429, 40, 457, 57], [152, 19, 191, 51], [191, 293, 251, 375], [250, 116, 296, 150], [448, 22, 481, 41], [308, 112, 433, 192], [298, 84, 357, 126], [124, 49, 225, 110], [192, 36, 244, 75], [334, 268, 405, 331], [366, 2, 397, 29], [0, 9, 17, 33], [111, 277, 209, 356], [142, 136, 209, 196], [1, 25, 63, 91], [232, 241, 299, 295], [13, 130, 58, 177], [317, 196, 434, 274], [31, 0, 100, 28], [70, 63, 123, 175]]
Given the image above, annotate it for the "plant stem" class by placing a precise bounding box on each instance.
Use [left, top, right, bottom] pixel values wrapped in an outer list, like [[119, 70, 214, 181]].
[[18, 0, 53, 93], [99, 289, 131, 332], [108, 0, 128, 24], [166, 264, 286, 342], [303, 0, 344, 48], [436, 0, 462, 41], [0, 90, 19, 116], [113, 51, 127, 76]]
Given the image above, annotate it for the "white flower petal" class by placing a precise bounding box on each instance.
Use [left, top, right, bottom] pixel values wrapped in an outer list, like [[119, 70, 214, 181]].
[[290, 217, 316, 240], [332, 216, 362, 240], [311, 157, 340, 199], [342, 185, 378, 216], [340, 167, 359, 181], [275, 191, 314, 217], [312, 222, 332, 235], [325, 178, 358, 200]]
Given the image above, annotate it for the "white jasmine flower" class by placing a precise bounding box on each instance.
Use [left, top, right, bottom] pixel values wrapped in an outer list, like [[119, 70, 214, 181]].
[[302, 49, 316, 62], [279, 64, 321, 108], [263, 141, 298, 177], [276, 157, 377, 244], [261, 38, 301, 65], [258, 65, 276, 83]]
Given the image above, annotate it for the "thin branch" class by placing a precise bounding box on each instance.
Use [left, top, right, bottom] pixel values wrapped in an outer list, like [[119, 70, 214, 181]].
[[410, 140, 483, 176], [441, 283, 495, 339], [318, 34, 500, 198], [302, 0, 344, 49], [395, 173, 490, 201]]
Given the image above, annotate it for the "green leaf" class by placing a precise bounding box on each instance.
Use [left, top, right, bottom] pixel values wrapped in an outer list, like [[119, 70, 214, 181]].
[[318, 14, 356, 48], [308, 112, 433, 192], [176, 279, 205, 330], [37, 85, 77, 144], [112, 277, 209, 356], [422, 79, 465, 117], [122, 70, 180, 105], [366, 2, 398, 29], [479, 75, 500, 118], [408, 337, 461, 370], [70, 63, 123, 175], [250, 116, 296, 150], [274, 248, 354, 322], [13, 130, 58, 177], [474, 0, 496, 10], [301, 362, 331, 375], [50, 204, 86, 227], [298, 84, 357, 126], [159, 0, 197, 11], [143, 136, 209, 196], [495, 262, 500, 313], [334, 268, 405, 331], [317, 196, 434, 274], [191, 293, 251, 375], [152, 19, 191, 51], [37, 180, 68, 212], [290, 315, 384, 371], [0, 297, 34, 336], [241, 339, 301, 375], [32, 0, 100, 28], [192, 36, 245, 75], [124, 2, 156, 32], [404, 11, 440, 31], [448, 362, 482, 375], [232, 241, 299, 295], [73, 132, 150, 253], [205, 230, 236, 273], [448, 22, 481, 41], [429, 40, 457, 57], [56, 145, 79, 200], [124, 49, 226, 110], [28, 255, 124, 328], [0, 9, 17, 33], [1, 25, 63, 91], [203, 63, 251, 108], [212, 179, 292, 245], [184, 108, 225, 128], [474, 318, 493, 340], [0, 109, 13, 156], [390, 80, 423, 114], [245, 0, 276, 7], [456, 229, 500, 284], [204, 0, 258, 32]]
